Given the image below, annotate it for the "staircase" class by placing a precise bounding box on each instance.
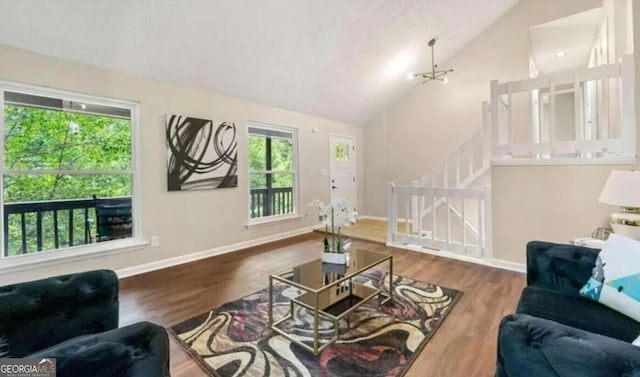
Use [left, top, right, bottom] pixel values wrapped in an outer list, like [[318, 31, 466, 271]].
[[388, 102, 493, 261], [412, 110, 491, 238], [387, 55, 636, 265]]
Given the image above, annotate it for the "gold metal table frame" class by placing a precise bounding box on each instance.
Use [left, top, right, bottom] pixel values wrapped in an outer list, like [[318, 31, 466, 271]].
[[268, 249, 393, 355]]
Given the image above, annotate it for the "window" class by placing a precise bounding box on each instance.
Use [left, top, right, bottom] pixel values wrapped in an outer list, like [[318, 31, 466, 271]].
[[0, 83, 138, 259], [248, 123, 297, 221], [335, 143, 350, 161]]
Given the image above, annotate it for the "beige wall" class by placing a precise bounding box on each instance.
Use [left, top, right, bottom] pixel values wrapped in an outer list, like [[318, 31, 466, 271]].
[[0, 45, 364, 284], [362, 0, 636, 264], [363, 110, 387, 216], [492, 165, 616, 262]]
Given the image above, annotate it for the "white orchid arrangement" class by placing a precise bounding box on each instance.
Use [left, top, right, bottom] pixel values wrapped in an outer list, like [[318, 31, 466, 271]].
[[308, 198, 357, 253]]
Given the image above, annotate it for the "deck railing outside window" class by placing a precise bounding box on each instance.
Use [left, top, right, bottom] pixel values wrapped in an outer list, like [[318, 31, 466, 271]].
[[3, 196, 131, 256], [249, 187, 294, 219]]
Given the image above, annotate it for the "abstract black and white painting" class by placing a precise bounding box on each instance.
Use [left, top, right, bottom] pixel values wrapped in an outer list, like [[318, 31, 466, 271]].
[[166, 115, 238, 191]]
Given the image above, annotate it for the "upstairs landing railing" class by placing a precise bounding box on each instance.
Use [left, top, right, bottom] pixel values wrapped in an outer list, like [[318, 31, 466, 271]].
[[491, 55, 635, 164]]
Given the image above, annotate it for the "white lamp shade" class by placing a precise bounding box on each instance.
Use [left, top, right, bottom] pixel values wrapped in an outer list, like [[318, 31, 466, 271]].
[[599, 170, 640, 207]]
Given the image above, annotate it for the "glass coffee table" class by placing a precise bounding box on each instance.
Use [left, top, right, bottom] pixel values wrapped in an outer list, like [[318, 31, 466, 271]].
[[268, 249, 393, 355]]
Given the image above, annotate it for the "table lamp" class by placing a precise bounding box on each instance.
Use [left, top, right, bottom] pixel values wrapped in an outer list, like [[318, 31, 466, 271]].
[[599, 170, 640, 240]]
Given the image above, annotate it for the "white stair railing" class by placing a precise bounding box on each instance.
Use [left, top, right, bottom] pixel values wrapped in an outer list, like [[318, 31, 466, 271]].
[[411, 102, 492, 237], [388, 182, 492, 258], [491, 55, 636, 164], [419, 105, 491, 188]]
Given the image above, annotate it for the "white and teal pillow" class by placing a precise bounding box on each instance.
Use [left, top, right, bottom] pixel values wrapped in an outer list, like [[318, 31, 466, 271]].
[[579, 234, 640, 322], [634, 334, 640, 346]]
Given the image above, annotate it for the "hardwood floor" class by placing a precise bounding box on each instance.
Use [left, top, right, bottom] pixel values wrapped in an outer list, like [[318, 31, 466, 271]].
[[316, 218, 410, 245], [119, 233, 525, 377]]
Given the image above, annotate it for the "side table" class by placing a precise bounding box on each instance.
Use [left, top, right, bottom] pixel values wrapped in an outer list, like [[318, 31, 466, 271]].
[[572, 237, 605, 249]]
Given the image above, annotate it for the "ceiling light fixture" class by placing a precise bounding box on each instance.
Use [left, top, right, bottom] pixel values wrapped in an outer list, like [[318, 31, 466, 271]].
[[554, 50, 568, 58], [407, 37, 454, 84]]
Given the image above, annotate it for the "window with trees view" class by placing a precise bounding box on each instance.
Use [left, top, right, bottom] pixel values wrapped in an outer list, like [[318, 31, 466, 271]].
[[248, 124, 297, 220], [1, 85, 137, 258]]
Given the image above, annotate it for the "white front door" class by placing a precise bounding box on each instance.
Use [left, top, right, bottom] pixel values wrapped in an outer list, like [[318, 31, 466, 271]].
[[329, 134, 356, 210]]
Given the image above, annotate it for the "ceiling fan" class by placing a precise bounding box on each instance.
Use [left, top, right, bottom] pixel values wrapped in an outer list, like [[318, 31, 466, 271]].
[[407, 37, 454, 84]]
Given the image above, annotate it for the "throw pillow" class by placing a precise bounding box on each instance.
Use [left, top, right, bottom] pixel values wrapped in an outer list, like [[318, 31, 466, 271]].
[[634, 335, 640, 346], [579, 234, 640, 322]]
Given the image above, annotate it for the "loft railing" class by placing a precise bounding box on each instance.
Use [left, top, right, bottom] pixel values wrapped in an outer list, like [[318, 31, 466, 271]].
[[249, 187, 294, 219], [490, 55, 636, 164]]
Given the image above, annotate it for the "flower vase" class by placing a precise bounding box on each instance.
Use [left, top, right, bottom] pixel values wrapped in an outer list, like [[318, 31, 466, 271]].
[[308, 198, 357, 266], [321, 251, 348, 265]]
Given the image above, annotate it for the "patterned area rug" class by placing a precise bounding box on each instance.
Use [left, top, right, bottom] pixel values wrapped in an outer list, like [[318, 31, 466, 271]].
[[169, 271, 461, 377]]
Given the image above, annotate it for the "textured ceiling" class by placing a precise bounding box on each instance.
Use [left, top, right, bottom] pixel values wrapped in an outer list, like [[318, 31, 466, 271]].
[[0, 0, 518, 125]]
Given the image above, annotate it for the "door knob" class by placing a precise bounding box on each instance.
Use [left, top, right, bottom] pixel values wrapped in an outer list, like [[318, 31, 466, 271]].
[[332, 186, 337, 189]]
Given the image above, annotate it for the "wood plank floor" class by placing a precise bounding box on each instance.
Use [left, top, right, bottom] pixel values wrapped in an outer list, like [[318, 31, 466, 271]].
[[316, 218, 410, 245], [119, 233, 525, 377]]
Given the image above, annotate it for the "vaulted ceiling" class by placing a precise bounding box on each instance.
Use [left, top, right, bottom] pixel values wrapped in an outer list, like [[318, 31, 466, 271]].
[[0, 0, 518, 125]]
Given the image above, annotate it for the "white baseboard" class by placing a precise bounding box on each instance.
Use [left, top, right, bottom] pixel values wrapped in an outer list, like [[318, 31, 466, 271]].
[[116, 225, 526, 279], [387, 242, 526, 273], [116, 226, 316, 279], [489, 259, 527, 273], [358, 215, 388, 221], [391, 242, 487, 265]]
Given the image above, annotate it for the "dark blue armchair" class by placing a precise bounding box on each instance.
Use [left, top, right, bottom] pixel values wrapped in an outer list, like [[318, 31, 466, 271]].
[[495, 241, 640, 377], [0, 270, 170, 377]]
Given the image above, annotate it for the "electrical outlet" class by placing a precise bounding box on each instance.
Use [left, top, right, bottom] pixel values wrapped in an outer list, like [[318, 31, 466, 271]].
[[151, 235, 160, 247]]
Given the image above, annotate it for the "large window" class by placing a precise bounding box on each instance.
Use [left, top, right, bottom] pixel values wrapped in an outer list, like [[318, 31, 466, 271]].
[[0, 84, 138, 259], [248, 123, 297, 221]]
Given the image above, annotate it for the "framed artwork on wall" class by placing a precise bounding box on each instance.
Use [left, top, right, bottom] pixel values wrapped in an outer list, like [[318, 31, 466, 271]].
[[166, 114, 238, 191]]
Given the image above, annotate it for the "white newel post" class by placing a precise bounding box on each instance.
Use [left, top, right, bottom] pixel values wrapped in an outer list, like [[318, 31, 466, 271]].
[[461, 192, 467, 250], [482, 101, 491, 167], [483, 186, 493, 261], [455, 150, 461, 187], [468, 138, 474, 178], [620, 55, 636, 159], [386, 182, 396, 244], [418, 186, 424, 240], [490, 80, 499, 160], [443, 160, 449, 188], [599, 67, 610, 141], [411, 180, 420, 236]]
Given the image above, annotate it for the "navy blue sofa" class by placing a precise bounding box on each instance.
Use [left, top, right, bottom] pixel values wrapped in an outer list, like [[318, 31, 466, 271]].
[[0, 270, 170, 377], [496, 241, 640, 377]]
